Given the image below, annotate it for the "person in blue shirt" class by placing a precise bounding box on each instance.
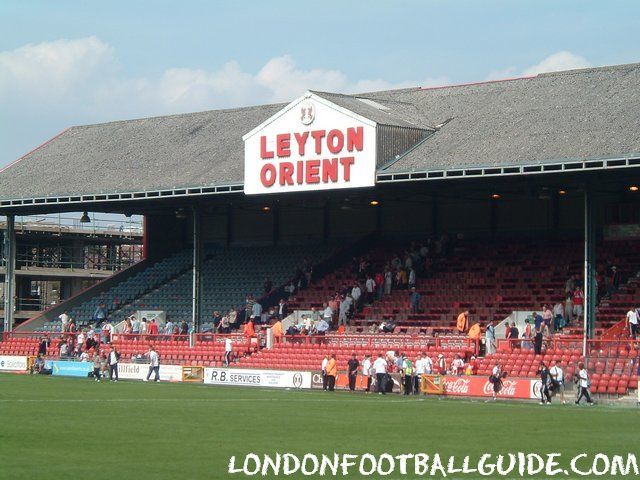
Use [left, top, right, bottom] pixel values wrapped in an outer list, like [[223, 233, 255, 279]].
[[92, 302, 108, 324], [409, 287, 421, 314]]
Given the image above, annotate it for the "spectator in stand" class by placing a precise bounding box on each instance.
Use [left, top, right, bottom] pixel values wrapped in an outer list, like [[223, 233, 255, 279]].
[[102, 320, 113, 343], [271, 319, 283, 343], [108, 347, 120, 382], [351, 283, 362, 313], [437, 353, 446, 375], [508, 322, 520, 348], [565, 274, 577, 296], [456, 311, 469, 334], [338, 295, 351, 327], [242, 319, 255, 338], [212, 311, 223, 330], [553, 301, 564, 331], [361, 354, 372, 393], [468, 322, 481, 345], [347, 353, 359, 392], [537, 361, 552, 405], [575, 362, 594, 405], [607, 265, 620, 298], [76, 331, 86, 355], [164, 320, 175, 336], [224, 337, 233, 366], [251, 300, 263, 323], [365, 275, 376, 305], [375, 272, 384, 300], [145, 347, 160, 382], [396, 268, 408, 290], [542, 305, 553, 333], [326, 354, 337, 392], [38, 336, 50, 356], [522, 319, 533, 350], [315, 318, 329, 335], [284, 281, 296, 297], [147, 319, 159, 338], [408, 267, 416, 290], [322, 302, 333, 325], [131, 316, 140, 335], [451, 354, 464, 376], [466, 356, 478, 376], [409, 287, 421, 314], [533, 326, 543, 355], [219, 314, 230, 334], [373, 353, 388, 395], [140, 318, 148, 336], [564, 293, 574, 326], [384, 268, 393, 296], [485, 321, 496, 355], [277, 298, 288, 320], [180, 320, 189, 336], [59, 340, 68, 358], [92, 302, 108, 324], [228, 306, 238, 330], [627, 307, 639, 339], [264, 277, 273, 295], [58, 311, 70, 331], [123, 318, 132, 337], [573, 286, 584, 324]]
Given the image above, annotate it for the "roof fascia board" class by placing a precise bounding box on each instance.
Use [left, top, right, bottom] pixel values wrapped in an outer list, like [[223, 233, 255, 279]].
[[242, 91, 376, 141]]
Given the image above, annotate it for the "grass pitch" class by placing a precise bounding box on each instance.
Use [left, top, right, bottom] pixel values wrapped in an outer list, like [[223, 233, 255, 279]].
[[0, 373, 638, 479]]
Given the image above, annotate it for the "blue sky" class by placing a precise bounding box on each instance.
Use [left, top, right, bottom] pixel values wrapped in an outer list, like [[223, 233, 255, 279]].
[[0, 0, 638, 166]]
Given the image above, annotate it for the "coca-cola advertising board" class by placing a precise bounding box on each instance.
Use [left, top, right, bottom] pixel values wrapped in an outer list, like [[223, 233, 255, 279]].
[[442, 376, 538, 400]]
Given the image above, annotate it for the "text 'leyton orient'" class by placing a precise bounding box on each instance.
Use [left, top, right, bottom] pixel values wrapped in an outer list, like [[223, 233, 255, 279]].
[[258, 127, 364, 188]]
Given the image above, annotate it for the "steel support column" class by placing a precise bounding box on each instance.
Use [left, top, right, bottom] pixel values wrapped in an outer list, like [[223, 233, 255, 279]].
[[191, 207, 202, 332], [583, 189, 596, 356], [3, 215, 16, 332]]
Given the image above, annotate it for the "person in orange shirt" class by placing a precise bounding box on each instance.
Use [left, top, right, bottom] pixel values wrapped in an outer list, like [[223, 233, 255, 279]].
[[243, 319, 255, 338], [271, 319, 283, 343], [326, 354, 338, 391], [456, 311, 469, 334]]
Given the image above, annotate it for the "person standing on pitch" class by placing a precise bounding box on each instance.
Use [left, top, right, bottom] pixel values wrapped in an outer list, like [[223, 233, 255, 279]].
[[326, 354, 337, 392], [347, 353, 359, 392], [145, 346, 160, 382], [402, 355, 414, 395], [575, 362, 594, 405], [108, 346, 120, 382], [373, 353, 388, 395], [92, 351, 102, 382], [549, 359, 565, 404], [321, 356, 329, 391], [361, 354, 372, 393], [224, 337, 233, 366], [537, 361, 552, 405]]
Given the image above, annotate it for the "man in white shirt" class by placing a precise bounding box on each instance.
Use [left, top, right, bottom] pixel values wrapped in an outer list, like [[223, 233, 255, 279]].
[[322, 303, 333, 324], [224, 338, 233, 366], [365, 276, 376, 305], [413, 354, 426, 394], [145, 347, 160, 382], [108, 347, 120, 382], [361, 355, 372, 393], [321, 356, 329, 391], [575, 362, 594, 405], [373, 354, 388, 395], [549, 359, 565, 404], [351, 284, 362, 313], [627, 308, 638, 339], [58, 311, 69, 331]]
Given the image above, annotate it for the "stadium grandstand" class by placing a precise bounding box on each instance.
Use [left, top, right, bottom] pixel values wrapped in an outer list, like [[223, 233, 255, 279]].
[[1, 62, 639, 400]]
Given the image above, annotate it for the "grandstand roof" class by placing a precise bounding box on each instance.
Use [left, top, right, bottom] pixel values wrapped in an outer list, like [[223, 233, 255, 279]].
[[1, 62, 639, 204]]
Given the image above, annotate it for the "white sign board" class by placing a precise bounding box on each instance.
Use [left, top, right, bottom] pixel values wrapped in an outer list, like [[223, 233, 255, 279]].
[[117, 362, 182, 382], [0, 355, 28, 371], [203, 367, 311, 389], [243, 92, 377, 195]]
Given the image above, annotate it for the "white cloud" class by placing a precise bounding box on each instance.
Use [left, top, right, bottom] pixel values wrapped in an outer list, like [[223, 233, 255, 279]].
[[485, 51, 592, 82], [0, 37, 451, 164], [523, 51, 592, 75]]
